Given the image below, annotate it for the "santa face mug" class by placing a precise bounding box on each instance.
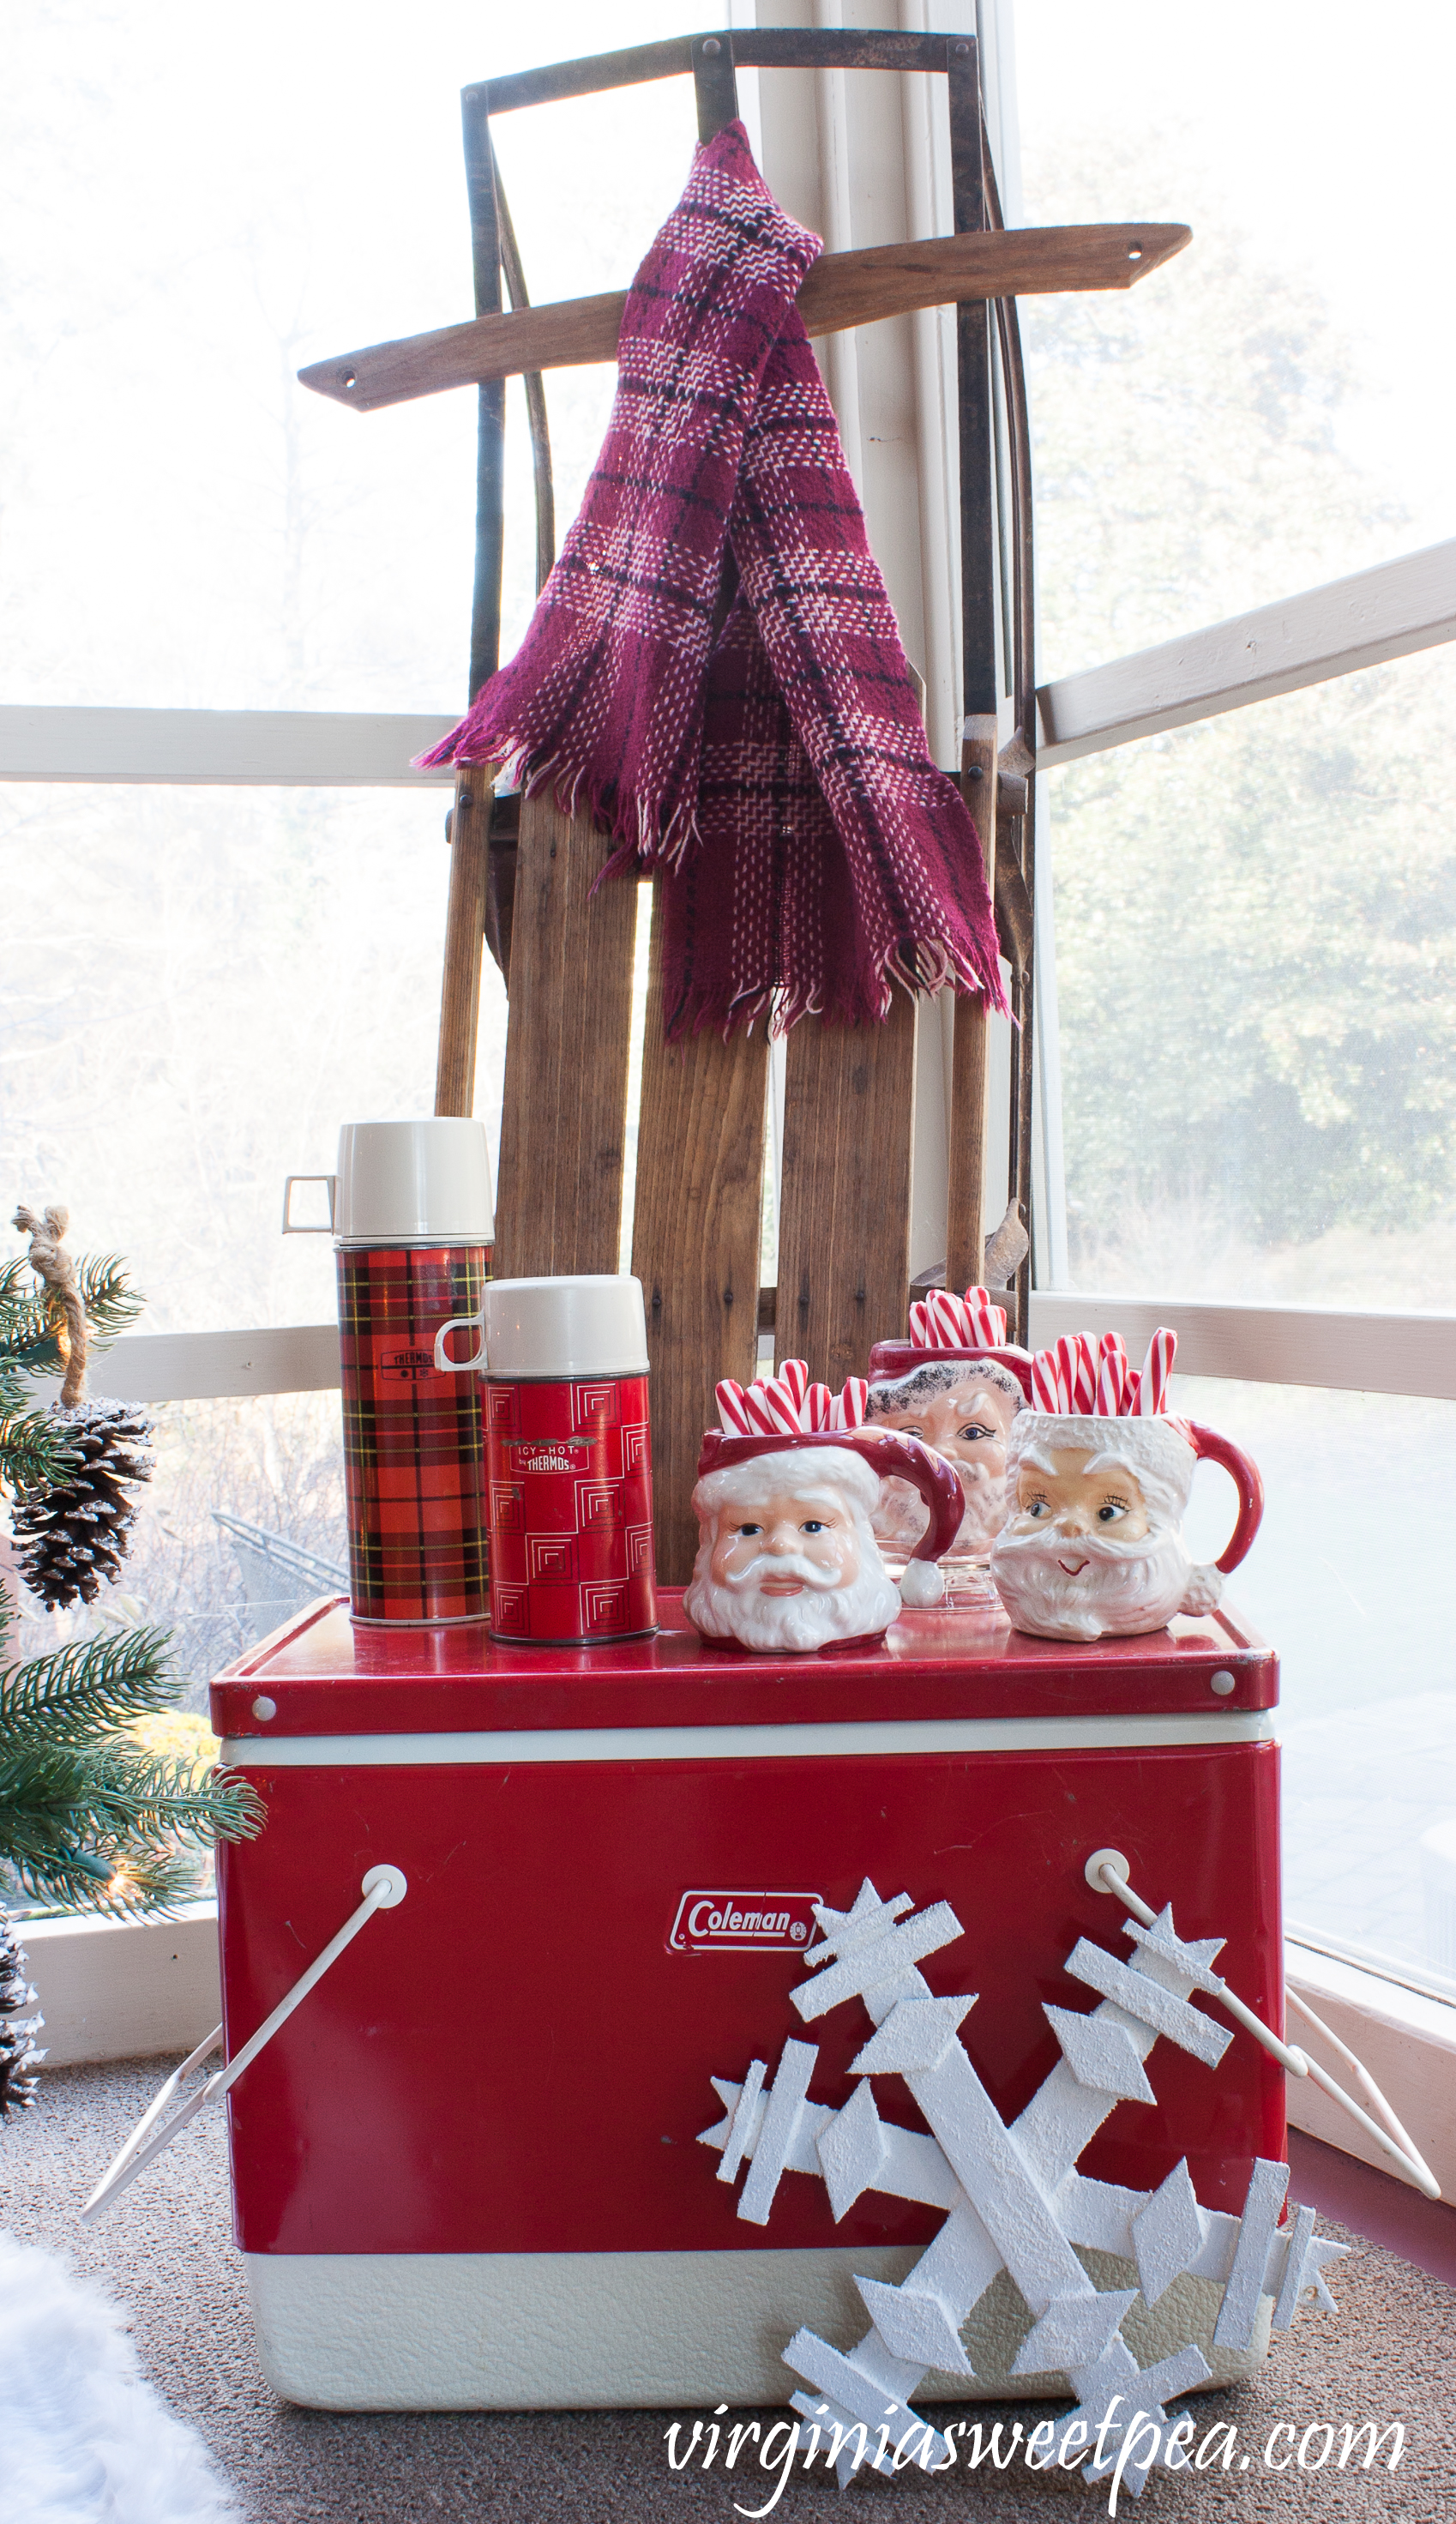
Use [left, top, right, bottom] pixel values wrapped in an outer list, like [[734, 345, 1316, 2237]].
[[988, 1329, 1263, 1643], [863, 1285, 1032, 1581], [685, 1427, 963, 1655], [865, 1353, 1031, 1561]]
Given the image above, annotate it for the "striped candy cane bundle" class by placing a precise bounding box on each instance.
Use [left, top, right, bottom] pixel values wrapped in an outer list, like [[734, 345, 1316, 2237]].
[[906, 1283, 1008, 1350], [716, 1364, 875, 1437], [1027, 1328, 1178, 1417]]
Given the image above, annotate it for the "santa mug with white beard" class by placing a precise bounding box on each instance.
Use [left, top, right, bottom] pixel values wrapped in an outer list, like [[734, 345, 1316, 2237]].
[[684, 1425, 964, 1656], [988, 1328, 1263, 1644]]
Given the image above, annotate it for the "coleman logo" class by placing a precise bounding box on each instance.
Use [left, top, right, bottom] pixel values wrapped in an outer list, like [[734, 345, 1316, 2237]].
[[668, 1890, 822, 1953]]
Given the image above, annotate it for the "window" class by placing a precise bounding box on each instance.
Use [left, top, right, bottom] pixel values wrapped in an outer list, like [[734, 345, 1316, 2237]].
[[1020, 0, 1456, 2003]]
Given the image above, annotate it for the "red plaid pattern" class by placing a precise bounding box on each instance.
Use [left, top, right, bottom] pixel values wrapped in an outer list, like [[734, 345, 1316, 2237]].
[[338, 1244, 491, 1623], [417, 121, 1002, 1039]]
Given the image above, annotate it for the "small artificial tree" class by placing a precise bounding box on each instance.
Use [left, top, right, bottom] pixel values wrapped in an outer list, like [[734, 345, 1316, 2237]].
[[0, 1208, 263, 2116]]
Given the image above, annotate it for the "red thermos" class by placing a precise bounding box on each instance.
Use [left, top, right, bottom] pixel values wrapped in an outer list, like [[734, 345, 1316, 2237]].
[[284, 1118, 494, 1625], [436, 1272, 656, 1645]]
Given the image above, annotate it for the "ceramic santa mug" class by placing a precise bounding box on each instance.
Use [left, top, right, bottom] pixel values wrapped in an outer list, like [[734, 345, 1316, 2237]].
[[988, 1329, 1264, 1643], [684, 1427, 964, 1655], [435, 1274, 656, 1647], [861, 1288, 1032, 1571]]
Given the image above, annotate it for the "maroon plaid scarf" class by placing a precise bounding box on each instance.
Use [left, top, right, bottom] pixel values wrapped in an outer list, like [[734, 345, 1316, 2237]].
[[418, 121, 1003, 1036]]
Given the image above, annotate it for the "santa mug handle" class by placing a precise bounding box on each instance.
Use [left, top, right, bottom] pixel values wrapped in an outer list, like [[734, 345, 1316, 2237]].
[[696, 1428, 963, 1567], [1187, 1423, 1265, 1573]]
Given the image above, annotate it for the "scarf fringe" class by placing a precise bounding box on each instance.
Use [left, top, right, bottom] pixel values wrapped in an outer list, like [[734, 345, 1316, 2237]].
[[413, 720, 705, 875], [664, 929, 1008, 1045]]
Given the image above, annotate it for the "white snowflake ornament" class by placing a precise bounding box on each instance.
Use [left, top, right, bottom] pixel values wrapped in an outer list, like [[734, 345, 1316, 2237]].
[[700, 1876, 1346, 2495]]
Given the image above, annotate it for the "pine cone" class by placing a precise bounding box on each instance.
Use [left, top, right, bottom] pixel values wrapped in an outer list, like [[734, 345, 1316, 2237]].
[[0, 1907, 44, 2116], [12, 1399, 156, 1611]]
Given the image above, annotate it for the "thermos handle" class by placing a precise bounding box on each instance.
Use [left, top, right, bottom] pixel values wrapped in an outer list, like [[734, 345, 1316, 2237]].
[[434, 1311, 486, 1373], [281, 1173, 336, 1234], [1188, 1421, 1265, 1573]]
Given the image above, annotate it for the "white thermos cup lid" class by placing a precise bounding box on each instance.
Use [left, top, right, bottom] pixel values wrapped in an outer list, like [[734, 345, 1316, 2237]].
[[484, 1275, 649, 1378], [337, 1118, 494, 1246]]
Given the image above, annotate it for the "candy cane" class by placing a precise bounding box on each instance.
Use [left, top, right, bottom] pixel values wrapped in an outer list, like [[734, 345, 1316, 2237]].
[[1095, 1333, 1127, 1419], [778, 1358, 809, 1419], [805, 1382, 833, 1431], [742, 1379, 781, 1435], [750, 1362, 811, 1435], [1138, 1328, 1176, 1413], [1048, 1338, 1069, 1412], [715, 1378, 753, 1437], [835, 1376, 869, 1430], [1051, 1334, 1086, 1415], [965, 1287, 1007, 1346]]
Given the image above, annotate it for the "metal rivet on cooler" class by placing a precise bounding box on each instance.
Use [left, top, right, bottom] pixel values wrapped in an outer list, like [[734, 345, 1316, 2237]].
[[251, 1695, 277, 1721], [1210, 1669, 1236, 1697]]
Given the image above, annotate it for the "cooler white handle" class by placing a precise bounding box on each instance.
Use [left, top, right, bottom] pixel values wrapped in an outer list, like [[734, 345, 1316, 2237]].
[[81, 1864, 407, 2222], [1085, 1846, 1440, 2200]]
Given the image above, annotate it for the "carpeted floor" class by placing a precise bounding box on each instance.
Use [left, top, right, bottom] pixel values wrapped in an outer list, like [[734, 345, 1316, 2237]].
[[3, 2057, 1453, 2523]]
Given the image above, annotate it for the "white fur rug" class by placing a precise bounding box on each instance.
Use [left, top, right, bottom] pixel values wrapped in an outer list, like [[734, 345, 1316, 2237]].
[[0, 2232, 238, 2522]]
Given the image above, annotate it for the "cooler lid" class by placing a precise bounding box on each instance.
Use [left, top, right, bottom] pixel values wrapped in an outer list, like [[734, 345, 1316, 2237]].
[[210, 1589, 1277, 1740]]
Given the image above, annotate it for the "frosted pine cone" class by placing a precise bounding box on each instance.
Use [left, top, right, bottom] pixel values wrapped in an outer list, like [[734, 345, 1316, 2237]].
[[11, 1400, 156, 1611]]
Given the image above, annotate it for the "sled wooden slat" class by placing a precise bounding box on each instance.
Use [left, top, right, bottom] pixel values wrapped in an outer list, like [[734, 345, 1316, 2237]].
[[298, 226, 1188, 414], [631, 896, 769, 1586], [774, 996, 918, 1394], [492, 794, 637, 1278]]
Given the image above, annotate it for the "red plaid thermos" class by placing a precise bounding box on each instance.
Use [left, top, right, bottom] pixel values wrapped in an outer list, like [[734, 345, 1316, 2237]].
[[284, 1120, 494, 1625], [435, 1275, 656, 1646]]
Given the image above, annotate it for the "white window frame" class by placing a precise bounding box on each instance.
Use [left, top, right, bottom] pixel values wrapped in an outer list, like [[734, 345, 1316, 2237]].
[[7, 557, 1454, 2203]]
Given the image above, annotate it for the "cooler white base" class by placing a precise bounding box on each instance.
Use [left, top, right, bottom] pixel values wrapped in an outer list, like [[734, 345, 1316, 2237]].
[[244, 2248, 1271, 2411]]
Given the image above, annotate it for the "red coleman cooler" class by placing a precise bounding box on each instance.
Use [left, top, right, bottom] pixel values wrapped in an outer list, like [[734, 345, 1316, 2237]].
[[210, 1589, 1284, 2411]]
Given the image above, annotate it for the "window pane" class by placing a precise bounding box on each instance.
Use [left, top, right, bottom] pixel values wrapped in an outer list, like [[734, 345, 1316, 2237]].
[[0, 786, 506, 1328], [1048, 648, 1456, 1310], [3, 2, 712, 714], [1017, 0, 1456, 678], [1176, 1374, 1456, 1993]]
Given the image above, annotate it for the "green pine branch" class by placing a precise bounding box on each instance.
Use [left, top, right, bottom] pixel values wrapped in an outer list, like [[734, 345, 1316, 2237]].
[[1, 1835, 202, 1913], [0, 1744, 262, 1844], [0, 1241, 268, 1917], [0, 1743, 263, 1912], [0, 1244, 144, 1505], [0, 1250, 144, 1376], [0, 1393, 80, 1497], [0, 1626, 183, 1744]]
